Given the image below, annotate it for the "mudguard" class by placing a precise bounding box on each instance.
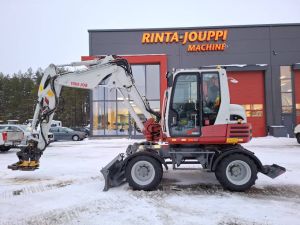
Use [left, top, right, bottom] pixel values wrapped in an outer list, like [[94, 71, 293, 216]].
[[211, 147, 286, 178], [211, 147, 264, 172], [124, 150, 168, 170]]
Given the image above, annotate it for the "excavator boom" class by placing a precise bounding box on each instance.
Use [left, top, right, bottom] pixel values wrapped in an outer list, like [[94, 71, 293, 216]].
[[8, 56, 160, 173]]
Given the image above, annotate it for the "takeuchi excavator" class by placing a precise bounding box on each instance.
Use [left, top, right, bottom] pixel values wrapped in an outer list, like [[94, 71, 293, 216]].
[[8, 55, 286, 192]]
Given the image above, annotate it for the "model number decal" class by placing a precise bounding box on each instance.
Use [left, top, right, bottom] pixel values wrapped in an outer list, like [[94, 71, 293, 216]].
[[71, 82, 88, 88]]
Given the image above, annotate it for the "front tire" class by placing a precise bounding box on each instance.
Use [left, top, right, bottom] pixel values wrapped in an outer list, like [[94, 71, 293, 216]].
[[72, 135, 79, 141], [125, 155, 163, 191], [215, 154, 257, 192]]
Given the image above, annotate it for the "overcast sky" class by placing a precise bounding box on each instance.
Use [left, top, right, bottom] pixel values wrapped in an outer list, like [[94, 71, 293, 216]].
[[0, 0, 299, 74]]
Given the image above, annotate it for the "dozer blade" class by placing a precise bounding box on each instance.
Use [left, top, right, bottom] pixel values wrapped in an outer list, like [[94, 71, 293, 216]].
[[101, 153, 126, 191], [262, 164, 286, 179]]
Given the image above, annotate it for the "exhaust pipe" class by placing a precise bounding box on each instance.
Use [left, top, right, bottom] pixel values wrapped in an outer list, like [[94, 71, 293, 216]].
[[101, 153, 126, 191]]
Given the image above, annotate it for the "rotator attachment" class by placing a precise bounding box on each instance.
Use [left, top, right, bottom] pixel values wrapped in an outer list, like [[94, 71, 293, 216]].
[[100, 153, 126, 191], [8, 140, 42, 171]]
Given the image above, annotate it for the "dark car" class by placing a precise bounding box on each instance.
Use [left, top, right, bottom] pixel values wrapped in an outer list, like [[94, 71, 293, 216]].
[[71, 127, 90, 137], [49, 127, 86, 141]]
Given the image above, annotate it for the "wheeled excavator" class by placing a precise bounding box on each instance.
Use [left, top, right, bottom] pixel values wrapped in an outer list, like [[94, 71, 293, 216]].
[[8, 55, 286, 192]]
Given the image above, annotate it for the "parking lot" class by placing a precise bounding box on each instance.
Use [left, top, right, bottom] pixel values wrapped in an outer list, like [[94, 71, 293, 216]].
[[0, 137, 300, 225]]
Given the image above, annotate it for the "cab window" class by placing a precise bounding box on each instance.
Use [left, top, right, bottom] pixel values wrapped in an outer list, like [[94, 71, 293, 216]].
[[169, 73, 200, 136], [202, 73, 221, 125]]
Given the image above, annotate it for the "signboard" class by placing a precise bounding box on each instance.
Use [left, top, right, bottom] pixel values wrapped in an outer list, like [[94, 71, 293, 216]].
[[141, 30, 228, 52]]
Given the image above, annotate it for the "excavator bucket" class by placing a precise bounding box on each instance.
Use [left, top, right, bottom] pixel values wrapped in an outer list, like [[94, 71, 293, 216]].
[[101, 153, 126, 191]]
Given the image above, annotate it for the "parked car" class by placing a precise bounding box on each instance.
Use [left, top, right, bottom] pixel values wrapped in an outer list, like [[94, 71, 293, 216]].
[[0, 124, 54, 145], [0, 129, 24, 152], [71, 127, 90, 137], [294, 124, 300, 144], [49, 127, 86, 141]]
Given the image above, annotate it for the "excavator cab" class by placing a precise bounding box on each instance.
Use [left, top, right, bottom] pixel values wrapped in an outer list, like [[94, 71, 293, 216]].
[[166, 71, 223, 137], [165, 68, 231, 139]]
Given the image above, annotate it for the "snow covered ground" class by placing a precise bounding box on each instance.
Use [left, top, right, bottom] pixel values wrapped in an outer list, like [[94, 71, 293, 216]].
[[0, 137, 300, 225]]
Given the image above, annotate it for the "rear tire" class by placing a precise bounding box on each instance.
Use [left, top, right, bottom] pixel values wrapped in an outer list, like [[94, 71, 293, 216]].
[[296, 134, 300, 144], [72, 135, 79, 141], [215, 153, 257, 192], [125, 155, 163, 191]]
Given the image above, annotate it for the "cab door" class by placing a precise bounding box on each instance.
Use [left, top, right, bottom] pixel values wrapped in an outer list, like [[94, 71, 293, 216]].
[[168, 72, 201, 137]]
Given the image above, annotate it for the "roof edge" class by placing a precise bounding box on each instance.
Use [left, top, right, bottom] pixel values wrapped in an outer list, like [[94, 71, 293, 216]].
[[88, 23, 300, 33]]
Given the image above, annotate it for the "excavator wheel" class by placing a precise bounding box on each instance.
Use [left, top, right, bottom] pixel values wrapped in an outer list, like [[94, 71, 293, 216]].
[[125, 155, 163, 191], [215, 153, 257, 192]]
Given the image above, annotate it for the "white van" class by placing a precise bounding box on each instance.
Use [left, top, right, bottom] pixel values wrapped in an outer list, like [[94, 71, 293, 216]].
[[51, 120, 62, 127]]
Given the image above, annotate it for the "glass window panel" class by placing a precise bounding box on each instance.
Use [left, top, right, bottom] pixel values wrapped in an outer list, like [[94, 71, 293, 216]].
[[146, 65, 160, 100], [280, 66, 291, 80], [282, 106, 292, 113], [280, 79, 292, 92], [105, 101, 117, 135], [251, 111, 263, 117], [117, 101, 129, 135], [252, 104, 263, 110], [170, 74, 200, 136], [104, 89, 117, 101], [281, 93, 292, 107], [93, 86, 105, 101], [245, 111, 251, 117], [92, 101, 105, 135], [296, 104, 300, 116], [148, 100, 160, 112], [243, 104, 251, 110], [132, 65, 146, 97], [202, 73, 221, 125]]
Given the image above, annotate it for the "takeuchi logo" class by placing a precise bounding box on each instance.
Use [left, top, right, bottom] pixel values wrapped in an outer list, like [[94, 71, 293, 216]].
[[141, 30, 228, 52]]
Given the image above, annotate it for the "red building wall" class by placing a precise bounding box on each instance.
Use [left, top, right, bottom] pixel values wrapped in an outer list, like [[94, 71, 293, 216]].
[[227, 71, 266, 137]]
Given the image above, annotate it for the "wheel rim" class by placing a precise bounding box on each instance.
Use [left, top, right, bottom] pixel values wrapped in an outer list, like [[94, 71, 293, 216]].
[[225, 160, 251, 185], [73, 136, 79, 141], [131, 160, 155, 186]]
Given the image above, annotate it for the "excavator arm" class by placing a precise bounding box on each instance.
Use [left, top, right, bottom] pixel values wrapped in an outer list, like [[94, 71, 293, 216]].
[[8, 55, 160, 171]]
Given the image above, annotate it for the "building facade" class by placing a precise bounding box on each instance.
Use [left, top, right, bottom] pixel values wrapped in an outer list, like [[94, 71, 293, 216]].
[[87, 24, 300, 138]]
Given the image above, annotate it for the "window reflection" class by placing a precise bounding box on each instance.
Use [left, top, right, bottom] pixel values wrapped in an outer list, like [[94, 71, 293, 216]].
[[92, 102, 105, 135], [296, 104, 300, 116], [280, 66, 293, 114], [242, 104, 264, 117]]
